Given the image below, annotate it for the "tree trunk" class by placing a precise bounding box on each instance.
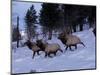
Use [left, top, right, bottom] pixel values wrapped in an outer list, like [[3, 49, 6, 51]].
[[93, 28, 96, 37], [80, 24, 83, 31], [27, 27, 32, 41], [48, 29, 52, 40], [73, 27, 76, 32], [17, 16, 19, 48], [27, 30, 31, 40], [73, 26, 76, 32], [89, 21, 93, 28], [17, 34, 19, 48]]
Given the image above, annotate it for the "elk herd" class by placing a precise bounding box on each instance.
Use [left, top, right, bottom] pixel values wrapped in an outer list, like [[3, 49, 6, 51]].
[[24, 32, 85, 59]]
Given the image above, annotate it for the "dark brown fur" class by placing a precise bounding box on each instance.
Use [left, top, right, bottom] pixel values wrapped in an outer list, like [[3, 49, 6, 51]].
[[36, 40, 45, 51]]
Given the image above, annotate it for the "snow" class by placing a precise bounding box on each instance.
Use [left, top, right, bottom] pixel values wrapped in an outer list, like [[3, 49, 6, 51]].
[[12, 29, 96, 74]]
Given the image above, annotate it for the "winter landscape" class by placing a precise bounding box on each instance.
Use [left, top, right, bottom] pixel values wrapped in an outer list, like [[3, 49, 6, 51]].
[[12, 1, 96, 74]]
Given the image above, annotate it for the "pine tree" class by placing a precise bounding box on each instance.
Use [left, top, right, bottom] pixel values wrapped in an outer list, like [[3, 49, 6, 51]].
[[88, 6, 96, 28], [25, 5, 37, 40], [62, 5, 78, 33], [77, 6, 96, 31], [39, 3, 63, 40]]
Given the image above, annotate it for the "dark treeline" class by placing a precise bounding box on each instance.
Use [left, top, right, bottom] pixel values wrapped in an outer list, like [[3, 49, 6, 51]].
[[39, 3, 64, 39], [39, 3, 96, 39], [23, 3, 96, 40]]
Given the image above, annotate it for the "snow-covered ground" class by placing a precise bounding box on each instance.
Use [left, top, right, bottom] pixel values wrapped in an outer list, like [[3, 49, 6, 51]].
[[12, 29, 96, 74]]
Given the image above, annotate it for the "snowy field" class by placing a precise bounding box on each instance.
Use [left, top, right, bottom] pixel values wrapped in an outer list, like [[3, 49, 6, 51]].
[[12, 29, 96, 74]]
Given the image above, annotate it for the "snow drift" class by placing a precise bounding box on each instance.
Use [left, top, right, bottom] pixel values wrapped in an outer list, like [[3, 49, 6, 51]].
[[12, 29, 96, 74]]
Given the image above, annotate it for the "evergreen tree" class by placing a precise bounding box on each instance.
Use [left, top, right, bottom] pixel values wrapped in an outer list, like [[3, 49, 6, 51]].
[[25, 5, 37, 40], [88, 6, 96, 28], [62, 5, 79, 33], [77, 6, 96, 31], [63, 5, 96, 32], [77, 6, 89, 31], [39, 3, 63, 40]]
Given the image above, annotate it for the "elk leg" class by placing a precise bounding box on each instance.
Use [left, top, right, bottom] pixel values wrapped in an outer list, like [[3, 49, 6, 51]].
[[37, 49, 43, 55], [54, 51, 57, 56], [69, 46, 74, 51], [37, 50, 40, 55], [58, 49, 63, 53], [32, 51, 36, 59], [65, 45, 68, 50], [69, 45, 72, 50], [45, 52, 48, 57], [80, 42, 85, 47], [75, 45, 77, 49], [48, 52, 53, 58]]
